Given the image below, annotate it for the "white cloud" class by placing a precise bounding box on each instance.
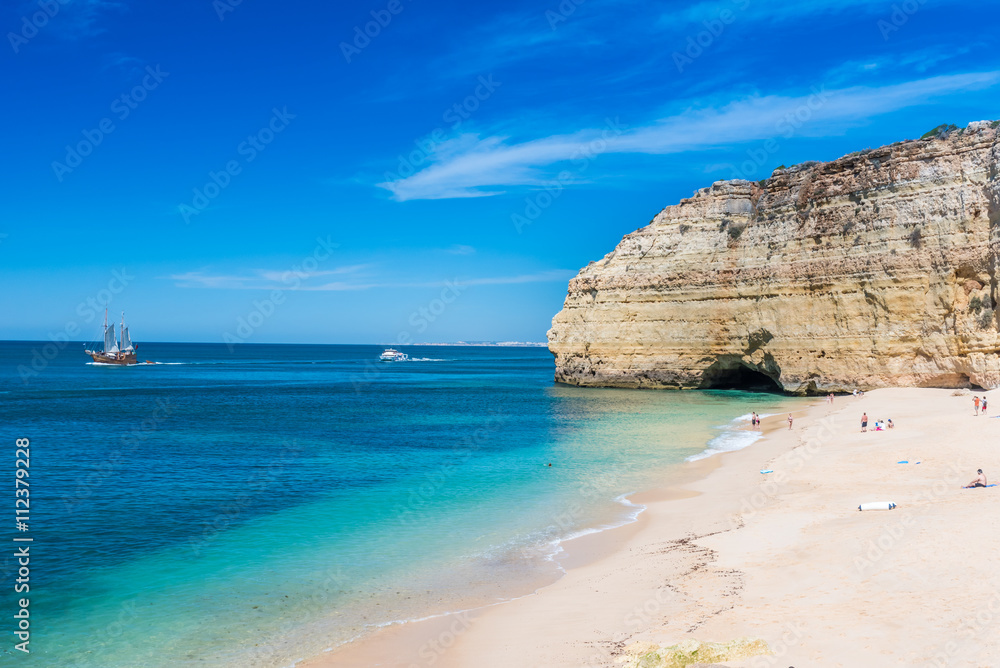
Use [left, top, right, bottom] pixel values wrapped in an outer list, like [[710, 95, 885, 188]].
[[166, 264, 371, 290], [165, 267, 572, 291], [379, 71, 1000, 201], [49, 0, 128, 39], [458, 270, 574, 286], [660, 0, 910, 27]]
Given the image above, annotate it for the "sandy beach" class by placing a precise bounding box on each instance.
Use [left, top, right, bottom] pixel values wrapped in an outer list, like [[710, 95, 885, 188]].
[[304, 387, 1000, 667]]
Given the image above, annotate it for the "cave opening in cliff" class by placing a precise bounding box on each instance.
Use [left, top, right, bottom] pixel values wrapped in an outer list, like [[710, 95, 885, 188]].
[[700, 361, 784, 393]]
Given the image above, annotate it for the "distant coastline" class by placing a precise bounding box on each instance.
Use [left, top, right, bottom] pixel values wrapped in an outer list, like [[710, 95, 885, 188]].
[[0, 340, 550, 347]]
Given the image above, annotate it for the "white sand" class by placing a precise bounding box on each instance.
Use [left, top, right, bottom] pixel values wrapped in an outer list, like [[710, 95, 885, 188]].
[[305, 388, 1000, 667]]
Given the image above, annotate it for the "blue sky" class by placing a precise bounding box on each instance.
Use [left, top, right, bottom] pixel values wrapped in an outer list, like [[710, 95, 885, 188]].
[[1, 0, 997, 345]]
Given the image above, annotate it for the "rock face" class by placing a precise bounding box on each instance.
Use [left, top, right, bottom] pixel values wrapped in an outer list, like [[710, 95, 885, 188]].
[[548, 122, 1000, 394]]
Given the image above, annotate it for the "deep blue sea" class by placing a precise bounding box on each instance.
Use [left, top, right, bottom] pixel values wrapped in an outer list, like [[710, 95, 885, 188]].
[[0, 342, 803, 667]]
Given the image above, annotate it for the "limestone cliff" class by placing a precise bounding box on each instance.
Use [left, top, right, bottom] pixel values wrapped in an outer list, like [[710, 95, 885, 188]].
[[547, 121, 1000, 394]]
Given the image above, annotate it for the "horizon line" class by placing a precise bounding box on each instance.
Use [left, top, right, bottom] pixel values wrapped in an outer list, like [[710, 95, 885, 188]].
[[0, 339, 550, 347]]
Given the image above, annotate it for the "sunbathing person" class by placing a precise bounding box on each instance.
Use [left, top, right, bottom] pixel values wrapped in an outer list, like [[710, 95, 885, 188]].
[[965, 469, 988, 488]]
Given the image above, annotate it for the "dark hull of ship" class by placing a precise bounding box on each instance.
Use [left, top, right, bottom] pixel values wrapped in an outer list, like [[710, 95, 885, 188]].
[[88, 352, 137, 366]]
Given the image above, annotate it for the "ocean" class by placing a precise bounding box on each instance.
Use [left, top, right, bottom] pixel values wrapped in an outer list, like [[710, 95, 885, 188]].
[[0, 342, 804, 667]]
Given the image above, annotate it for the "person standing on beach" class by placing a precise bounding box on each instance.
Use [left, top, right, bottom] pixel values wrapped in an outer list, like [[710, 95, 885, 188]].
[[861, 413, 868, 432], [787, 413, 793, 430], [983, 398, 988, 415], [974, 396, 981, 415]]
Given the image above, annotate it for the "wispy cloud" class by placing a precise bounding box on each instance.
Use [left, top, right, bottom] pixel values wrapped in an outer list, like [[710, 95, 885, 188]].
[[40, 0, 129, 39], [256, 266, 371, 283], [444, 244, 476, 255], [164, 267, 573, 291], [423, 10, 573, 81], [826, 45, 980, 84], [659, 0, 920, 26], [101, 52, 144, 77], [458, 270, 575, 286], [379, 71, 1000, 201], [165, 264, 372, 290]]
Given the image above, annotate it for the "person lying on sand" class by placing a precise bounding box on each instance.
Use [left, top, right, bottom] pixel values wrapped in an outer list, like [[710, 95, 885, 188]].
[[965, 469, 988, 488]]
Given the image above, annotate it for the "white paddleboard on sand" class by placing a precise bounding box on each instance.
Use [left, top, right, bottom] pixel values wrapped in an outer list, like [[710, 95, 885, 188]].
[[858, 501, 896, 511]]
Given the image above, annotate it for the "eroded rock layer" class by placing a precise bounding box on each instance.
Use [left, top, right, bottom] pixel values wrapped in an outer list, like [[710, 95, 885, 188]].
[[548, 122, 1000, 394]]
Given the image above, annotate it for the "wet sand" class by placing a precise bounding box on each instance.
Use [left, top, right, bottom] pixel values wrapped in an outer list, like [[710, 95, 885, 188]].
[[303, 388, 1000, 667]]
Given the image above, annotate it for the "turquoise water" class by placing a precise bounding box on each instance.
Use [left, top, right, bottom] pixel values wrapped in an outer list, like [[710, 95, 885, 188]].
[[0, 342, 803, 667]]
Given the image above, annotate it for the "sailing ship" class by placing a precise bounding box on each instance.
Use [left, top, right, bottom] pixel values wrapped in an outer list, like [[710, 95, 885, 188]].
[[85, 310, 138, 365]]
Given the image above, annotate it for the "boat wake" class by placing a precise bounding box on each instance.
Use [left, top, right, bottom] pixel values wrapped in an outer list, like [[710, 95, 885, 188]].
[[85, 361, 186, 366]]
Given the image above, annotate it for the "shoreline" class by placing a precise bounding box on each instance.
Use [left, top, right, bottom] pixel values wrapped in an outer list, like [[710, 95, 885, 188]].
[[339, 386, 1000, 667], [299, 398, 819, 667]]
